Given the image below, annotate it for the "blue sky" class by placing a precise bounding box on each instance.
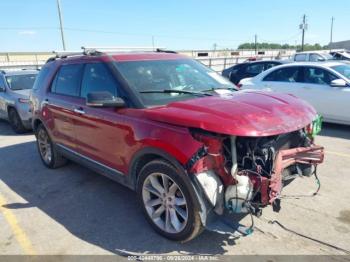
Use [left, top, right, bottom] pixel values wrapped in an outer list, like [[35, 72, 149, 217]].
[[0, 0, 349, 51]]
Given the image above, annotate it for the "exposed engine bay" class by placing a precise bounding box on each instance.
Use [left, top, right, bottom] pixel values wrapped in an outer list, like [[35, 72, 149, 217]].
[[187, 125, 324, 221]]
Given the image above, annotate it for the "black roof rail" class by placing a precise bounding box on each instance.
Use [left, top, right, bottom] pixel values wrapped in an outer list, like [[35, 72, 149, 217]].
[[156, 48, 177, 54]]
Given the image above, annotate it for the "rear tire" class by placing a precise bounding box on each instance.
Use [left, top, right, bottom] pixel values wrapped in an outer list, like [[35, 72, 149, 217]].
[[8, 108, 27, 134], [137, 159, 203, 242], [36, 124, 67, 169]]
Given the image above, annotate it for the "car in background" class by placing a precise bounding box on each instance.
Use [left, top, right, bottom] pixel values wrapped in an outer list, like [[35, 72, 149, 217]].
[[330, 50, 350, 61], [31, 49, 323, 242], [0, 69, 38, 133], [222, 60, 289, 86], [239, 62, 350, 125], [291, 51, 335, 62]]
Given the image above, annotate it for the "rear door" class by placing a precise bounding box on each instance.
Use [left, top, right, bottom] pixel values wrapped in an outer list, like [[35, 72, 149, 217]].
[[45, 63, 83, 149], [298, 66, 348, 122], [260, 66, 302, 92], [73, 62, 127, 172]]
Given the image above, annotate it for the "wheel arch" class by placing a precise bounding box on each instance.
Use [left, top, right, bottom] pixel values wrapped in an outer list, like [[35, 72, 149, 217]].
[[128, 147, 188, 190], [32, 118, 43, 133]]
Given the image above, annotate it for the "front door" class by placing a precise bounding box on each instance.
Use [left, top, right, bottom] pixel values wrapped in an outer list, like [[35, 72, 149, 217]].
[[73, 62, 129, 172]]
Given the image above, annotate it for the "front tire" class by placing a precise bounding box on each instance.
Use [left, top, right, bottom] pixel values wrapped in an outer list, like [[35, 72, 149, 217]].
[[8, 108, 27, 134], [137, 159, 202, 242], [36, 124, 67, 169]]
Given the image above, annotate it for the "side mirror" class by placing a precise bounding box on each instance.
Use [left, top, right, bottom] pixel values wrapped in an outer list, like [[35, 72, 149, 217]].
[[330, 79, 348, 87], [317, 57, 326, 62], [0, 86, 5, 92], [86, 91, 125, 108]]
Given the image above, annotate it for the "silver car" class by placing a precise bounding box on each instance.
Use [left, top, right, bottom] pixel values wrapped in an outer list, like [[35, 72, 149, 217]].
[[0, 70, 38, 133]]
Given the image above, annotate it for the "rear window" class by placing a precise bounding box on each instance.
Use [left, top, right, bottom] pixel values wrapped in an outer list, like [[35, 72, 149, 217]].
[[5, 74, 37, 90], [32, 67, 50, 90], [51, 64, 83, 96]]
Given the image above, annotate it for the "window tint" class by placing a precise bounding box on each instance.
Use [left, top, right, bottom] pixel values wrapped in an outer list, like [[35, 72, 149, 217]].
[[294, 54, 307, 61], [245, 63, 264, 75], [0, 76, 6, 89], [263, 67, 300, 82], [309, 54, 323, 62], [81, 63, 118, 98], [302, 67, 337, 85], [52, 64, 83, 96], [33, 67, 50, 90], [264, 62, 279, 70], [5, 74, 37, 90]]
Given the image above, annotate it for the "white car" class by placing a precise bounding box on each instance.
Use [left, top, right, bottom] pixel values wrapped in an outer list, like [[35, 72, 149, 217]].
[[292, 51, 335, 62], [239, 62, 350, 125]]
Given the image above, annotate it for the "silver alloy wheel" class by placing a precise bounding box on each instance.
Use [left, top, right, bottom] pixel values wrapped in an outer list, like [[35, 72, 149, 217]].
[[37, 129, 52, 164], [142, 172, 188, 234]]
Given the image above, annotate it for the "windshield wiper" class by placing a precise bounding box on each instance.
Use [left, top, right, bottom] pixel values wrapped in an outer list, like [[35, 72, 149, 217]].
[[139, 89, 213, 96], [202, 86, 238, 92]]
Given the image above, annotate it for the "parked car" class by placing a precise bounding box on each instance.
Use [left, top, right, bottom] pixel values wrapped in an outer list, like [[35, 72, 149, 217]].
[[0, 69, 38, 133], [222, 60, 288, 86], [239, 62, 350, 125], [31, 49, 324, 242], [291, 51, 335, 62], [330, 50, 350, 61]]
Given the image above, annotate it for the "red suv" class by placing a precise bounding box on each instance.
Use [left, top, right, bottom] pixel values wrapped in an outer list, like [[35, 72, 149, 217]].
[[31, 49, 324, 242]]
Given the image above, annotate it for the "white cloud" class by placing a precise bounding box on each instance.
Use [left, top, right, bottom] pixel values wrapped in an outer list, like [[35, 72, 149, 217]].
[[18, 30, 37, 36]]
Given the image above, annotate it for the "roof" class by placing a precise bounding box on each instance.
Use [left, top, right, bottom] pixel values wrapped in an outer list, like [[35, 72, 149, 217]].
[[267, 61, 347, 68], [47, 50, 188, 64], [295, 50, 330, 55], [110, 52, 188, 62]]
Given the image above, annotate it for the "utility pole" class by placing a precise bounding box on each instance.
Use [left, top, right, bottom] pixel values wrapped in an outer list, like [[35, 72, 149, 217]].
[[152, 36, 155, 51], [254, 34, 257, 55], [299, 14, 307, 51], [57, 0, 66, 50], [330, 16, 335, 50]]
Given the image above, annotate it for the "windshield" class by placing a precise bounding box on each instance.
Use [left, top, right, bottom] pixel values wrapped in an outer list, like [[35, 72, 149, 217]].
[[5, 74, 37, 90], [115, 59, 236, 106], [331, 65, 350, 80]]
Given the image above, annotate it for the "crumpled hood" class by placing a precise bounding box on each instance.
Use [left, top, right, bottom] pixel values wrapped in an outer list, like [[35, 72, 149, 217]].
[[141, 91, 317, 137]]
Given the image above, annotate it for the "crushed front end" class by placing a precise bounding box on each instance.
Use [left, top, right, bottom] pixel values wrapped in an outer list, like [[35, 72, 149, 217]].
[[186, 117, 324, 237]]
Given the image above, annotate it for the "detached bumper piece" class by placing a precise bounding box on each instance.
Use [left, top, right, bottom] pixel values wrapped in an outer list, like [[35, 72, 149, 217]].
[[269, 145, 324, 204]]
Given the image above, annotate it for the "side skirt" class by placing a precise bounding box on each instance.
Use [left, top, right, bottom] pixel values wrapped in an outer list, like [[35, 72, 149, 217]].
[[56, 144, 134, 190]]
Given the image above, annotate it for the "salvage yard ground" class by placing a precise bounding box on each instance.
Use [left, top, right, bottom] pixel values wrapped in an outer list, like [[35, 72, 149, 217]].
[[0, 120, 350, 256]]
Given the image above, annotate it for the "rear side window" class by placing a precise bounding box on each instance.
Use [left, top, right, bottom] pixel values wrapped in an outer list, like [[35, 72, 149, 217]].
[[80, 63, 118, 98], [263, 67, 300, 82], [51, 64, 83, 96], [245, 63, 264, 74], [33, 67, 50, 90], [264, 62, 279, 70], [294, 54, 307, 61]]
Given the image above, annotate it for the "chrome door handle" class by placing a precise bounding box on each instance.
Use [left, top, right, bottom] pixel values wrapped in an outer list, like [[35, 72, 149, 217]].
[[73, 108, 85, 115]]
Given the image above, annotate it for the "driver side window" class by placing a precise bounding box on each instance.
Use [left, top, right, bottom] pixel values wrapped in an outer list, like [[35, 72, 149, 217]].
[[302, 67, 338, 85], [80, 63, 119, 99], [309, 54, 323, 62]]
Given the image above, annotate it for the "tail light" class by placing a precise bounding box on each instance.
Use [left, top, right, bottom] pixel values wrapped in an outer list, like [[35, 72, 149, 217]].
[[236, 83, 242, 89]]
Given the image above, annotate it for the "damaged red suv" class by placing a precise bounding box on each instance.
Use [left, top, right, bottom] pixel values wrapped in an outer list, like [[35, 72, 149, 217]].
[[31, 49, 324, 242]]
